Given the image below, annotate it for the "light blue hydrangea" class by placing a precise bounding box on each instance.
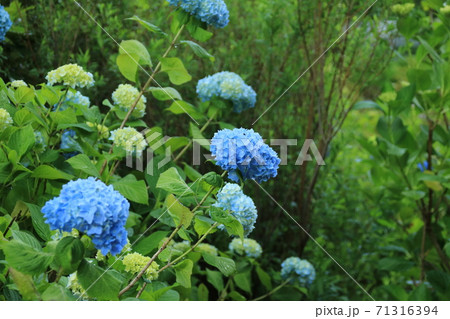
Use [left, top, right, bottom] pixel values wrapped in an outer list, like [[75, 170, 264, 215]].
[[60, 129, 79, 159], [42, 177, 130, 255], [281, 257, 316, 286], [167, 0, 229, 28], [54, 91, 90, 111], [197, 71, 256, 113], [212, 183, 257, 236], [210, 128, 280, 183], [0, 6, 12, 42], [229, 238, 262, 258]]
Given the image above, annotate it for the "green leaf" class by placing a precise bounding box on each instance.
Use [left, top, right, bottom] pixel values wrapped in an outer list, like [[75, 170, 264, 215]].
[[26, 203, 51, 241], [8, 268, 40, 301], [202, 172, 223, 188], [112, 175, 149, 205], [378, 257, 414, 272], [402, 190, 426, 200], [180, 40, 215, 61], [256, 266, 272, 290], [165, 194, 194, 228], [127, 16, 167, 37], [228, 290, 246, 301], [156, 167, 194, 196], [189, 122, 209, 150], [54, 237, 85, 275], [7, 124, 35, 158], [148, 87, 182, 101], [77, 259, 123, 301], [206, 269, 223, 291], [116, 53, 140, 82], [119, 39, 152, 67], [234, 271, 252, 294], [49, 108, 77, 125], [408, 284, 432, 301], [66, 154, 100, 178], [202, 253, 236, 276], [173, 259, 193, 288], [397, 17, 420, 39], [134, 231, 169, 255], [1, 231, 53, 275], [160, 57, 192, 85], [166, 100, 204, 120], [197, 283, 209, 301], [186, 20, 213, 42], [14, 86, 35, 104], [353, 100, 384, 113], [32, 165, 74, 180], [194, 216, 213, 236], [42, 283, 76, 301], [209, 207, 244, 240]]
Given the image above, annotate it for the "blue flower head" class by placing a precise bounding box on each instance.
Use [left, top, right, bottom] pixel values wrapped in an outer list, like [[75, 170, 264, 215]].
[[211, 128, 280, 183], [60, 129, 79, 159], [197, 71, 257, 113], [417, 160, 429, 172], [53, 91, 90, 111], [167, 0, 229, 28], [229, 238, 262, 258], [212, 183, 257, 236], [0, 6, 12, 42], [42, 177, 130, 255], [281, 257, 316, 286]]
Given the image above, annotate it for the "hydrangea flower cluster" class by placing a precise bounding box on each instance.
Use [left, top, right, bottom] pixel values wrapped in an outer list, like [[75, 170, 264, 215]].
[[60, 129, 79, 159], [167, 0, 229, 28], [42, 177, 130, 255], [10, 80, 27, 88], [197, 72, 257, 113], [122, 252, 159, 281], [440, 5, 450, 14], [67, 273, 85, 296], [109, 127, 148, 156], [0, 6, 12, 42], [46, 64, 94, 88], [213, 183, 257, 236], [195, 243, 218, 256], [54, 91, 90, 112], [34, 131, 47, 153], [229, 238, 262, 258], [391, 3, 415, 15], [172, 240, 191, 253], [281, 257, 316, 286], [211, 128, 281, 183], [112, 84, 146, 118], [87, 122, 109, 139], [0, 108, 13, 131], [378, 91, 397, 103]]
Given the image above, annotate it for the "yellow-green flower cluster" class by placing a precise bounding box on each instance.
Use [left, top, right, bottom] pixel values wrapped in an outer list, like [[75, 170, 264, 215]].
[[10, 80, 27, 88], [122, 252, 159, 281], [109, 127, 147, 156], [112, 84, 146, 118], [67, 273, 85, 296], [195, 243, 218, 256], [0, 108, 13, 131], [87, 122, 109, 139], [391, 3, 415, 15], [46, 63, 94, 88], [379, 91, 397, 103], [229, 238, 262, 258], [440, 5, 450, 14]]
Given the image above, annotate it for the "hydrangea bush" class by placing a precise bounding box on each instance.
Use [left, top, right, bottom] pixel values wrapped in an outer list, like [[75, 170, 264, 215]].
[[0, 0, 313, 301]]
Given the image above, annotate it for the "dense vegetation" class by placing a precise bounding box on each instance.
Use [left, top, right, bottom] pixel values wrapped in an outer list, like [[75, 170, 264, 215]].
[[0, 0, 449, 301]]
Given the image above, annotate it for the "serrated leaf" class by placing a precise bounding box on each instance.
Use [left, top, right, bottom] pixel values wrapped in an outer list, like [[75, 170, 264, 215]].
[[119, 39, 152, 66], [165, 194, 194, 228], [32, 165, 74, 180], [26, 203, 51, 241], [181, 40, 214, 61], [117, 53, 140, 82], [173, 259, 193, 288], [206, 269, 223, 291], [166, 100, 204, 120], [209, 207, 244, 240], [112, 175, 149, 205], [127, 16, 167, 37], [66, 154, 100, 178], [156, 167, 194, 196], [160, 57, 192, 85], [54, 237, 85, 275], [148, 87, 182, 101], [202, 253, 236, 276]]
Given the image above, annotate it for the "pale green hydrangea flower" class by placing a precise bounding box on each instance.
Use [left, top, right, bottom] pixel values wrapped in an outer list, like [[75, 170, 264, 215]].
[[109, 127, 147, 156], [87, 122, 109, 139], [379, 91, 397, 103], [440, 5, 450, 14], [122, 252, 159, 281], [391, 3, 415, 15], [195, 243, 218, 256], [10, 80, 27, 88], [67, 273, 85, 296], [112, 84, 146, 118], [172, 240, 191, 253], [46, 63, 94, 88], [229, 238, 262, 258], [0, 108, 13, 131]]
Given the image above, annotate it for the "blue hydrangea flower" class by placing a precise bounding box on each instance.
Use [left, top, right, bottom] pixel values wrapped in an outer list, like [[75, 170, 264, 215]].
[[281, 257, 316, 286], [210, 128, 280, 183], [212, 183, 257, 236], [167, 0, 229, 28], [53, 91, 90, 111], [60, 130, 79, 159], [229, 238, 262, 258], [417, 160, 429, 172], [197, 72, 256, 113], [34, 131, 47, 153], [42, 177, 130, 255], [0, 6, 12, 42]]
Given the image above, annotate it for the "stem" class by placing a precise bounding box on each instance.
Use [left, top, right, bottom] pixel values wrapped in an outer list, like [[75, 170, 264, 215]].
[[218, 278, 232, 301], [119, 224, 182, 297], [252, 279, 291, 301], [46, 86, 69, 119], [99, 24, 186, 176], [136, 282, 147, 299]]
